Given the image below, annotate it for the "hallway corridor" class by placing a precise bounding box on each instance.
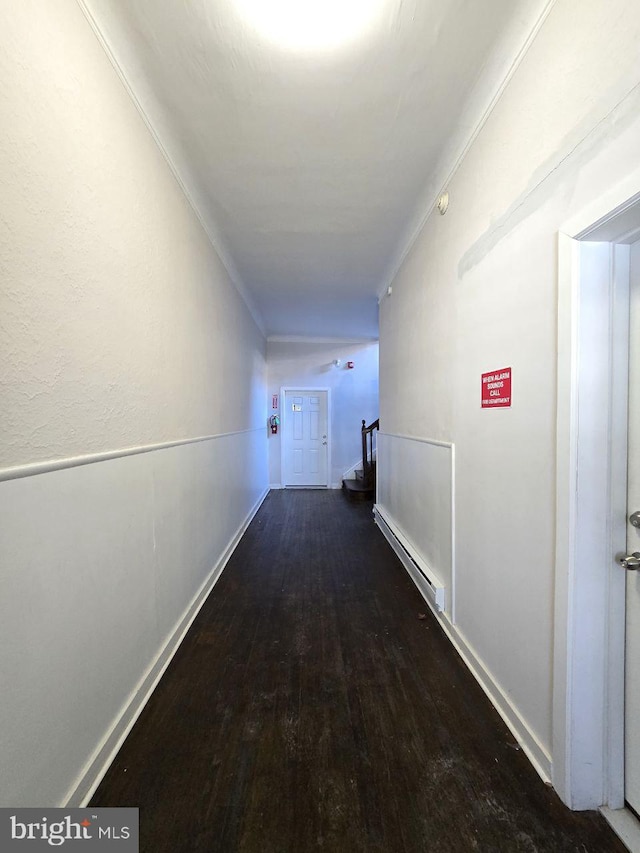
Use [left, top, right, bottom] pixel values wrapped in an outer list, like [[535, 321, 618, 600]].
[[91, 491, 624, 852]]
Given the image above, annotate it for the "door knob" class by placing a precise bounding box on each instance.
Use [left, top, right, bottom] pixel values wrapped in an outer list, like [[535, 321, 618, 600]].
[[630, 511, 640, 528], [618, 552, 640, 570]]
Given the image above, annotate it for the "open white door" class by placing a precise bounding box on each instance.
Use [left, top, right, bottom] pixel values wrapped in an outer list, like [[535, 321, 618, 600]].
[[554, 192, 640, 837], [282, 389, 329, 487], [553, 233, 630, 812], [624, 240, 640, 813]]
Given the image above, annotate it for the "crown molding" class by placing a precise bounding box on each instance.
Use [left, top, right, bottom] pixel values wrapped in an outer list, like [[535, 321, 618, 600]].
[[267, 335, 379, 345], [76, 0, 267, 338], [376, 0, 558, 303]]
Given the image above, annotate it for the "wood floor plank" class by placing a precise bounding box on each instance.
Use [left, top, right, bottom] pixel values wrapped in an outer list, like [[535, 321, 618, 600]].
[[91, 490, 626, 852]]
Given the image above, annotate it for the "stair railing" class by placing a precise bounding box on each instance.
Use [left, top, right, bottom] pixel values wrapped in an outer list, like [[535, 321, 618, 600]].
[[361, 418, 379, 486]]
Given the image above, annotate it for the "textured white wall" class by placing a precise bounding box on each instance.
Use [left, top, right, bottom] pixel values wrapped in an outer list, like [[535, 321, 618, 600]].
[[379, 0, 640, 773], [267, 340, 379, 487], [0, 0, 267, 806], [0, 0, 265, 470]]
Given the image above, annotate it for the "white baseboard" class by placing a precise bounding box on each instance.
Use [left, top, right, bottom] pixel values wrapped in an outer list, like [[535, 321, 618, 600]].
[[276, 483, 338, 489], [64, 486, 270, 807], [374, 503, 552, 786], [439, 615, 552, 784]]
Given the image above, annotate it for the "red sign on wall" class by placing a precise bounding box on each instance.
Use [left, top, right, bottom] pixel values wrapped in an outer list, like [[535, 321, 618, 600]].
[[481, 367, 512, 408]]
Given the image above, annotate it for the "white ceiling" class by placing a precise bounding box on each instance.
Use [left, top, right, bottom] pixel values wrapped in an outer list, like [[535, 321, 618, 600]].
[[80, 0, 551, 340]]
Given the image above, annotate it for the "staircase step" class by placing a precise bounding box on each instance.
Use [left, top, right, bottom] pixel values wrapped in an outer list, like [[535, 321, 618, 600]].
[[342, 478, 374, 502], [355, 464, 376, 481]]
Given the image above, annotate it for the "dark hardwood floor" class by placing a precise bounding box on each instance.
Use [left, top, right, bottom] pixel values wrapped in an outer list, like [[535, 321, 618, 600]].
[[91, 490, 626, 852]]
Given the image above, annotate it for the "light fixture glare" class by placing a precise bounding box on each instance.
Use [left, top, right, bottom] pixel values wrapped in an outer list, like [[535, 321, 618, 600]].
[[235, 0, 385, 51]]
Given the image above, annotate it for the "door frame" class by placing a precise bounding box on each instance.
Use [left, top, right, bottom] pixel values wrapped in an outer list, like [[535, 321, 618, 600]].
[[554, 179, 640, 815], [280, 387, 331, 488]]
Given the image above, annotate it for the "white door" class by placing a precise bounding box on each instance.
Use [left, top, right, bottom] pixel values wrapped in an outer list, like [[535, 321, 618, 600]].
[[625, 239, 640, 812], [283, 390, 329, 487]]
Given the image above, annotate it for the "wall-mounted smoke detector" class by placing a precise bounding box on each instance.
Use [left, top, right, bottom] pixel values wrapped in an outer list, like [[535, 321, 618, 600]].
[[437, 192, 449, 215]]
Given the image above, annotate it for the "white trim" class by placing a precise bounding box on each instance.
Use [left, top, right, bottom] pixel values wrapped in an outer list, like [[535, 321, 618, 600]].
[[554, 197, 637, 812], [378, 430, 454, 450], [374, 503, 551, 782], [450, 442, 457, 626], [561, 167, 640, 240], [280, 387, 331, 489], [601, 807, 640, 853], [378, 431, 456, 621], [0, 428, 265, 483], [552, 233, 580, 807], [75, 0, 266, 337], [443, 618, 553, 785], [267, 335, 378, 344], [64, 485, 270, 807], [607, 247, 630, 810]]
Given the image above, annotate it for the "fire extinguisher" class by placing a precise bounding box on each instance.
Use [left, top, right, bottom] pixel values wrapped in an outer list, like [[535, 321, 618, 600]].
[[270, 414, 280, 434]]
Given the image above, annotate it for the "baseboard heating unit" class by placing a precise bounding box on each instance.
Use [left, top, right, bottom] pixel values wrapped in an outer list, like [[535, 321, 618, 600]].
[[373, 505, 445, 613]]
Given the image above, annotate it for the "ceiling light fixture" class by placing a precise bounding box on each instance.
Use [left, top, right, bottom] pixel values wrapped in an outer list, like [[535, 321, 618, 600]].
[[235, 0, 386, 52]]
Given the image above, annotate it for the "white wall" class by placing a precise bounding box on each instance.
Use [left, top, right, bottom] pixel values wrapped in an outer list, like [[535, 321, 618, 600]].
[[378, 0, 640, 785], [0, 0, 267, 806], [267, 340, 379, 487]]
